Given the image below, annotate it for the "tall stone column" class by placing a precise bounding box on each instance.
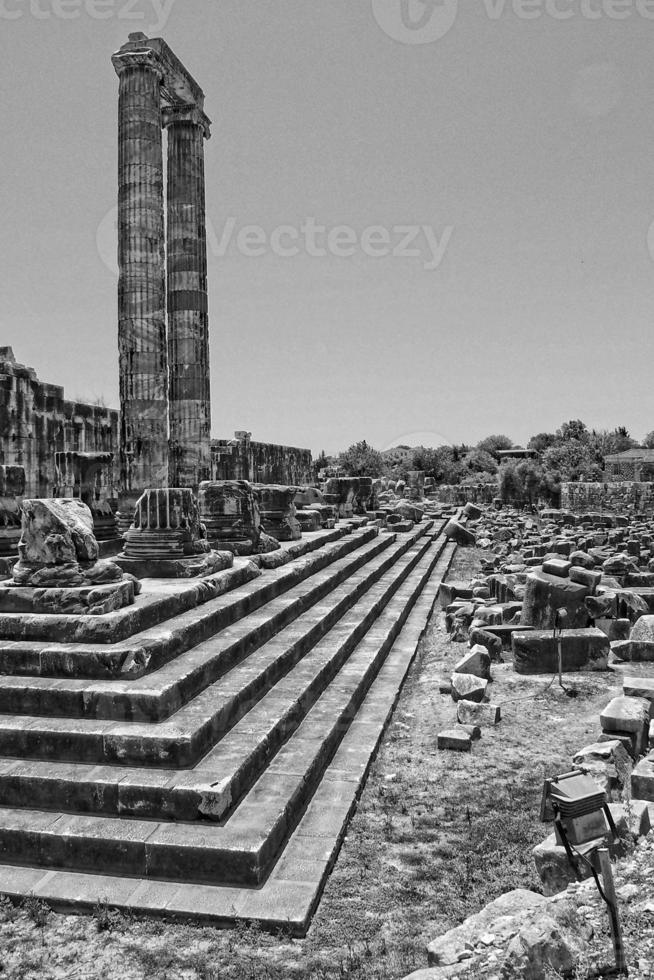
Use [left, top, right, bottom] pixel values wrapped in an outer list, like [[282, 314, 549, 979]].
[[112, 48, 169, 501], [163, 105, 212, 489]]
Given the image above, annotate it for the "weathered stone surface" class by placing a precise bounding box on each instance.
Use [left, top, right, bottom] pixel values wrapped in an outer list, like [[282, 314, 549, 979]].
[[450, 672, 488, 703], [198, 481, 261, 555], [600, 695, 651, 734], [568, 566, 602, 590], [532, 833, 595, 895], [520, 570, 592, 630], [512, 628, 609, 675], [0, 580, 134, 616], [113, 41, 168, 496], [118, 488, 233, 579], [164, 103, 212, 489], [11, 499, 125, 590], [501, 912, 593, 980], [631, 615, 654, 644], [426, 889, 546, 966], [453, 645, 491, 681], [468, 626, 504, 661], [437, 729, 472, 752], [256, 485, 302, 542], [444, 520, 476, 547], [541, 558, 571, 578], [456, 700, 501, 726]]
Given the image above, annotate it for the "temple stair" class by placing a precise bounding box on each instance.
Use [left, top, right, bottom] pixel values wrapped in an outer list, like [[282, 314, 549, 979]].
[[0, 517, 456, 934]]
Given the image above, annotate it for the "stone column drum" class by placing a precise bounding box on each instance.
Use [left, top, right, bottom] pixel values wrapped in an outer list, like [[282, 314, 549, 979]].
[[198, 481, 261, 555], [112, 46, 169, 500], [116, 488, 233, 578], [163, 105, 212, 489]]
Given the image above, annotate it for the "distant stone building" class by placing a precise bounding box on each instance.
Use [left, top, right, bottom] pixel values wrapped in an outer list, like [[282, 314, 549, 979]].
[[0, 348, 118, 498], [603, 448, 654, 482], [211, 432, 313, 486]]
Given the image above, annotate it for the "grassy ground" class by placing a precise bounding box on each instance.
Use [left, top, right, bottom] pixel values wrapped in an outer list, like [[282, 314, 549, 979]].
[[0, 547, 622, 980]]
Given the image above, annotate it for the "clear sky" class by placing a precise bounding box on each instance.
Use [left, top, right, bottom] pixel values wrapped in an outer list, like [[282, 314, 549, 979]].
[[2, 0, 654, 455]]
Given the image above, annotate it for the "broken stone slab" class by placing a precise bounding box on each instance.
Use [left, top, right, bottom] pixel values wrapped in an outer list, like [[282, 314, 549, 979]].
[[623, 676, 654, 706], [533, 833, 595, 895], [456, 700, 501, 726], [512, 628, 609, 675], [598, 730, 641, 761], [450, 672, 488, 703], [569, 550, 597, 569], [198, 480, 262, 555], [610, 639, 654, 663], [453, 645, 491, 681], [462, 502, 482, 520], [630, 615, 654, 644], [541, 558, 572, 578], [9, 498, 129, 594], [520, 570, 592, 630], [438, 582, 474, 608], [501, 911, 593, 980], [426, 889, 547, 967], [569, 566, 602, 590], [600, 695, 651, 734], [444, 520, 476, 547], [437, 728, 472, 752], [0, 580, 134, 617], [572, 739, 631, 774], [632, 753, 654, 800]]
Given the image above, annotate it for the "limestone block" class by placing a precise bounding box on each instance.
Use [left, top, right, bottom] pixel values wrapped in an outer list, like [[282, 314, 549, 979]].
[[462, 502, 482, 520], [631, 754, 654, 800], [630, 615, 654, 643], [600, 696, 650, 735], [542, 558, 572, 578], [453, 645, 491, 681], [393, 499, 424, 523], [437, 728, 472, 752], [456, 700, 501, 726], [569, 550, 597, 569], [450, 672, 488, 703], [520, 570, 592, 630], [198, 481, 261, 554], [256, 485, 302, 542], [569, 566, 602, 590], [533, 833, 594, 895], [444, 520, 476, 547], [512, 628, 609, 675], [623, 676, 654, 708]]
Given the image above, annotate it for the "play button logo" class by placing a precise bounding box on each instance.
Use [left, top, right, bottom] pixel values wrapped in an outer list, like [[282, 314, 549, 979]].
[[371, 0, 459, 44]]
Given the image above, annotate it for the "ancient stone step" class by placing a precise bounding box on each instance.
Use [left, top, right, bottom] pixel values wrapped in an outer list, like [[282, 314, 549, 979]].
[[0, 525, 382, 680], [0, 538, 455, 934], [0, 534, 453, 887], [0, 529, 401, 720], [0, 528, 440, 771]]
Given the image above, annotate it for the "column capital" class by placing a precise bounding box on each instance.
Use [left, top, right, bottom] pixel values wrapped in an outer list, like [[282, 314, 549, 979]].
[[112, 49, 164, 82], [162, 104, 212, 140]]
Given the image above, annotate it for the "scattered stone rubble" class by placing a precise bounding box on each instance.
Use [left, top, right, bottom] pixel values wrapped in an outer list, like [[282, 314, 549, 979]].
[[418, 501, 654, 979]]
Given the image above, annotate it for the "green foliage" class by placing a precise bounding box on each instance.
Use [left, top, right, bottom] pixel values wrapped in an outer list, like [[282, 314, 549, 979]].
[[475, 434, 513, 458], [643, 431, 654, 449], [338, 441, 385, 478]]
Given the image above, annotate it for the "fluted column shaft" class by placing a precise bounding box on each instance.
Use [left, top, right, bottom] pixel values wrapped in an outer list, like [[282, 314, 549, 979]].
[[113, 51, 169, 496], [163, 106, 212, 490]]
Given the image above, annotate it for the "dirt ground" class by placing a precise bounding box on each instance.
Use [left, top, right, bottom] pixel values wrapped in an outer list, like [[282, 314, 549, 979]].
[[0, 547, 632, 979]]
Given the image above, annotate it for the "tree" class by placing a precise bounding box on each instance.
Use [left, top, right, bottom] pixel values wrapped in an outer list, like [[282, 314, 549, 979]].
[[557, 419, 590, 443], [338, 441, 385, 478], [528, 432, 557, 454], [498, 463, 523, 504], [542, 441, 603, 483], [476, 435, 513, 459], [463, 448, 498, 477], [643, 432, 654, 449]]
